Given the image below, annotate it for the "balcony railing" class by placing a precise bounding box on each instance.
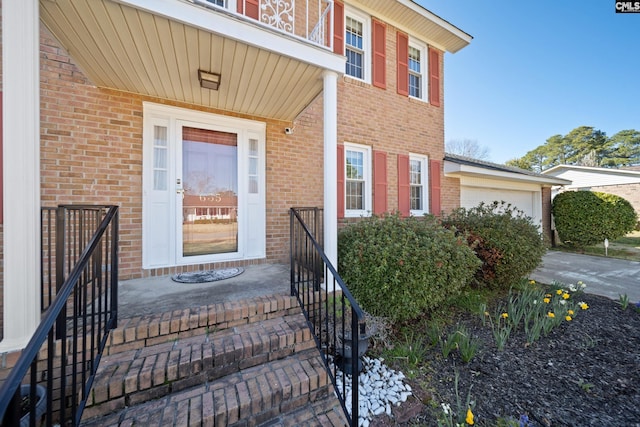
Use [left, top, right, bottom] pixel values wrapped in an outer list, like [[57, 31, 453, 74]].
[[192, 0, 334, 50]]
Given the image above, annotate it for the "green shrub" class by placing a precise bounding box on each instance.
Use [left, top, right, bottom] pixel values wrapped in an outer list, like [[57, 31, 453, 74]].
[[441, 201, 546, 290], [552, 191, 637, 248], [337, 214, 480, 324]]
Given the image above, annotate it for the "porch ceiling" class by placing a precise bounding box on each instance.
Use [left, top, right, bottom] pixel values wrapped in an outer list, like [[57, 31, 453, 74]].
[[39, 0, 336, 121]]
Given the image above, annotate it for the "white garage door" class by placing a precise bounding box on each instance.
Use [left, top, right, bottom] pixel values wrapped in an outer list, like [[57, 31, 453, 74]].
[[460, 186, 541, 227]]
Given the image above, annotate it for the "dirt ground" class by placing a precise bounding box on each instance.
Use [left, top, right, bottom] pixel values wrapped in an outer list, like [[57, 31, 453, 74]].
[[369, 292, 640, 426]]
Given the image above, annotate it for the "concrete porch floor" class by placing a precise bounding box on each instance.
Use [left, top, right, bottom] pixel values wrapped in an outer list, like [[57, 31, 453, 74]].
[[117, 263, 291, 319]]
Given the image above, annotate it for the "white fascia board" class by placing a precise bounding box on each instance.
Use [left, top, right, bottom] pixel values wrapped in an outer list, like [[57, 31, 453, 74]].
[[444, 161, 572, 186], [401, 0, 472, 44], [115, 0, 345, 73], [543, 164, 640, 178]]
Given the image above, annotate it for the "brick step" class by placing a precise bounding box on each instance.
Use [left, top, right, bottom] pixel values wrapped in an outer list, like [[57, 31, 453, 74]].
[[261, 394, 349, 427], [80, 348, 345, 427], [83, 311, 315, 420], [104, 294, 301, 356]]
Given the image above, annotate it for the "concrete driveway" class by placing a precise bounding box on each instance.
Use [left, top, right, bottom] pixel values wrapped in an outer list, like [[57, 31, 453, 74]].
[[530, 251, 640, 302]]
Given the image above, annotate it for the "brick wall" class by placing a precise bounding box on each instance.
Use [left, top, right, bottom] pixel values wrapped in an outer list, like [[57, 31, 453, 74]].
[[37, 25, 321, 277], [441, 175, 461, 215], [333, 21, 446, 216], [0, 13, 458, 333]]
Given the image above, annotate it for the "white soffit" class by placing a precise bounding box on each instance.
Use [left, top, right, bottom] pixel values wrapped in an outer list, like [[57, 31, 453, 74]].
[[348, 0, 472, 53], [40, 0, 345, 121]]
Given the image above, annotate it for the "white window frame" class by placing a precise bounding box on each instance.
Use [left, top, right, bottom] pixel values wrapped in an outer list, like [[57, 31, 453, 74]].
[[344, 7, 371, 83], [344, 142, 372, 218], [408, 38, 428, 101], [409, 154, 429, 215]]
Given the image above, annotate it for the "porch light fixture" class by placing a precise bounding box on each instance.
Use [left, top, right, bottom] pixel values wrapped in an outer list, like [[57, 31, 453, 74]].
[[198, 69, 221, 90]]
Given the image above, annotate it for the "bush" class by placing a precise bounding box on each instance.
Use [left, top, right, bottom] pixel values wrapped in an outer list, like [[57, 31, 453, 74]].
[[552, 191, 637, 247], [337, 214, 480, 324], [441, 202, 546, 290]]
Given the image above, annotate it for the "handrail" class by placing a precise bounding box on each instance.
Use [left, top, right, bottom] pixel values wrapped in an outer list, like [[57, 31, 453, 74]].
[[309, 2, 333, 47], [290, 207, 365, 426], [0, 205, 119, 427]]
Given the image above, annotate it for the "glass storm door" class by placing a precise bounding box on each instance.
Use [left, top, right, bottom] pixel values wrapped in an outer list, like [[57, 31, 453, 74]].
[[143, 103, 266, 269], [179, 126, 238, 258]]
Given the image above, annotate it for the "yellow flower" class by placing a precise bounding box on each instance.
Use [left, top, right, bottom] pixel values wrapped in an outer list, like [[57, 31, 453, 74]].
[[565, 315, 572, 321], [543, 298, 550, 304], [501, 312, 508, 319], [529, 280, 536, 285], [484, 311, 490, 317], [568, 309, 575, 315], [562, 293, 570, 300], [556, 289, 563, 295], [466, 407, 474, 425], [579, 302, 589, 310], [548, 312, 555, 318]]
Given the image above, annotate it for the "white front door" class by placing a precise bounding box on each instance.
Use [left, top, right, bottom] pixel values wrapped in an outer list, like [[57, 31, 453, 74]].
[[142, 103, 266, 269]]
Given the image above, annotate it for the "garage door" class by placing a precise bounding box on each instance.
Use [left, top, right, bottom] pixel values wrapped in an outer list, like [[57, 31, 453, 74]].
[[460, 186, 540, 227]]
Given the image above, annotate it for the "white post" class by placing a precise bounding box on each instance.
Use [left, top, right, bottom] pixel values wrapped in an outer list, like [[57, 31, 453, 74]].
[[0, 0, 41, 351], [323, 70, 338, 275]]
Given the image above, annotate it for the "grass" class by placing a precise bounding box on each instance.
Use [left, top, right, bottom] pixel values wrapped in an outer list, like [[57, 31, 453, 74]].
[[552, 230, 640, 261]]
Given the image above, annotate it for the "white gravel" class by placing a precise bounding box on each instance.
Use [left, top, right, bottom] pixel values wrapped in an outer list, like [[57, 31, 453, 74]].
[[335, 356, 412, 427]]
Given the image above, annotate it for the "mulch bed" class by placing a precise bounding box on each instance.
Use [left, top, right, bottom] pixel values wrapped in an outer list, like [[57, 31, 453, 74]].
[[370, 292, 640, 426]]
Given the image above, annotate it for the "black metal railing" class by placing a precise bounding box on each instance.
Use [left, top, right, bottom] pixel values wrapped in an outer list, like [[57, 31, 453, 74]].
[[290, 207, 365, 426], [41, 206, 111, 312], [0, 205, 119, 427]]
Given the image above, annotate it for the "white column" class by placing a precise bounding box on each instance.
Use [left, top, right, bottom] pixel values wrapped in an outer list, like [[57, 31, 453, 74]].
[[322, 70, 338, 270], [1, 0, 41, 352]]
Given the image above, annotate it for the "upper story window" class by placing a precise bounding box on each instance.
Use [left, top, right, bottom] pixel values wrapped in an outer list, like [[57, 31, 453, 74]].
[[344, 8, 370, 82], [345, 143, 372, 216], [408, 46, 421, 98], [409, 154, 428, 215], [345, 17, 364, 78], [408, 40, 427, 100]]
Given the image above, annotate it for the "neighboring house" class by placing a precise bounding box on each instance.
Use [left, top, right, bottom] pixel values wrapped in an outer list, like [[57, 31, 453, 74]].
[[1, 1, 471, 349], [443, 154, 571, 242], [542, 165, 640, 217]]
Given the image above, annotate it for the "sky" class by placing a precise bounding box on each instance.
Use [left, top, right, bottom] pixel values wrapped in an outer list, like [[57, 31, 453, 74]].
[[416, 1, 640, 164]]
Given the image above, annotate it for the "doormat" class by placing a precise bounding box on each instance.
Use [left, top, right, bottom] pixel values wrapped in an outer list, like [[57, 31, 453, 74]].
[[171, 267, 244, 284]]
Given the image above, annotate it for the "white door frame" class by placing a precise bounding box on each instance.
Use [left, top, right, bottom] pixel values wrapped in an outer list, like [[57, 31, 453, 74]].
[[142, 102, 266, 269]]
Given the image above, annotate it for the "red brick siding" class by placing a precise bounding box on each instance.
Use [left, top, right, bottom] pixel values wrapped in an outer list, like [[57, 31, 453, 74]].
[[441, 175, 460, 214], [0, 16, 458, 333], [339, 29, 445, 213], [37, 23, 327, 277]]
